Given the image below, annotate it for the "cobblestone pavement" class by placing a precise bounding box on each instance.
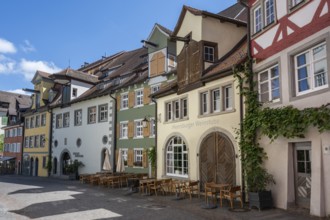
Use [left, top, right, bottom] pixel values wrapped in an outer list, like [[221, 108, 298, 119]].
[[0, 175, 327, 220]]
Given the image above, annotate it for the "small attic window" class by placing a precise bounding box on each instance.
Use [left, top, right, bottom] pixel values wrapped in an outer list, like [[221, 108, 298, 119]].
[[72, 88, 77, 97], [48, 89, 56, 102]]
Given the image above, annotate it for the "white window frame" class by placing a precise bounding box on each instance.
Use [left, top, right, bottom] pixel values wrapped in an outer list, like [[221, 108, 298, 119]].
[[98, 104, 108, 122], [212, 89, 221, 113], [258, 64, 280, 103], [88, 106, 97, 124], [181, 98, 188, 118], [166, 136, 188, 177], [294, 42, 328, 96], [74, 109, 82, 126], [120, 121, 128, 139], [134, 119, 143, 138], [41, 113, 46, 126], [151, 84, 160, 94], [17, 127, 22, 136], [63, 112, 70, 128], [254, 5, 262, 33], [150, 118, 155, 137], [264, 0, 275, 26], [56, 114, 63, 129], [166, 102, 172, 121], [135, 89, 144, 107], [291, 0, 304, 8], [133, 148, 143, 167], [121, 148, 128, 166], [16, 143, 21, 153], [174, 100, 180, 119], [121, 93, 129, 109], [224, 85, 233, 111], [201, 92, 209, 115]]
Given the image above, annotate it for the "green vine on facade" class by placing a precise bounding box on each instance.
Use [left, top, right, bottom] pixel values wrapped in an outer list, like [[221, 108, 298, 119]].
[[233, 60, 330, 192]]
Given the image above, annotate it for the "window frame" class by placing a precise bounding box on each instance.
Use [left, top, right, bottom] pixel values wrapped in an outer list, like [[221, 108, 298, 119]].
[[56, 114, 63, 129], [224, 85, 233, 111], [121, 148, 128, 166], [204, 45, 215, 62], [258, 64, 280, 103], [88, 106, 97, 124], [72, 88, 78, 97], [294, 42, 328, 96], [150, 118, 155, 137], [35, 115, 40, 127], [211, 89, 221, 113], [120, 121, 128, 139], [74, 109, 82, 126], [121, 93, 129, 110], [254, 5, 263, 34], [134, 119, 143, 138], [98, 104, 108, 123], [135, 89, 144, 107], [41, 113, 46, 126], [264, 0, 275, 26], [133, 148, 143, 167], [166, 136, 188, 178], [63, 112, 70, 128]]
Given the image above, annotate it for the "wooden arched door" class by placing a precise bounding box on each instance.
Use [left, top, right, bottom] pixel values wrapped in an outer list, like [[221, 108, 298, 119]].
[[199, 132, 236, 190]]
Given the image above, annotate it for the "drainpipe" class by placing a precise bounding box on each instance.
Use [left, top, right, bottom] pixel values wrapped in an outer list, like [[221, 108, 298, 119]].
[[20, 122, 25, 175], [151, 97, 158, 179], [47, 107, 53, 177], [109, 91, 117, 173], [239, 0, 252, 203]]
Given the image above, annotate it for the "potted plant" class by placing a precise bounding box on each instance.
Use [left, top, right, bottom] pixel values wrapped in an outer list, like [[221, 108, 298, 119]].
[[65, 160, 84, 180], [247, 166, 275, 210], [147, 146, 156, 178]]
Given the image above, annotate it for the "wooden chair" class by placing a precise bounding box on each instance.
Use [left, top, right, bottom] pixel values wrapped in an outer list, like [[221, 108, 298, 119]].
[[204, 182, 217, 205], [161, 178, 172, 195], [107, 176, 121, 188], [220, 185, 243, 208], [184, 180, 200, 200], [149, 180, 163, 196]]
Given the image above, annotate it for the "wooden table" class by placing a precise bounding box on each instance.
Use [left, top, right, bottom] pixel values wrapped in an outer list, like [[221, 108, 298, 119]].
[[209, 183, 230, 206]]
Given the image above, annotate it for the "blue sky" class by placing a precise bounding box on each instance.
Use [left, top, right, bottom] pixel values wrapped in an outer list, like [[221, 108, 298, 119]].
[[0, 0, 237, 94]]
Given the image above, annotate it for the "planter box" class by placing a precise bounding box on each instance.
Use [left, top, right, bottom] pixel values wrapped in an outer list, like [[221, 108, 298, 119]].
[[248, 190, 273, 210]]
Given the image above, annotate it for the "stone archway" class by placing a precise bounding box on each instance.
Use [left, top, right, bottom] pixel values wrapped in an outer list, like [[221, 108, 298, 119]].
[[199, 132, 236, 190]]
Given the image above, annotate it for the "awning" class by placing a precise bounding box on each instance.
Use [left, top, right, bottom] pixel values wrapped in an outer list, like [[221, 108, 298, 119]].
[[0, 156, 16, 162]]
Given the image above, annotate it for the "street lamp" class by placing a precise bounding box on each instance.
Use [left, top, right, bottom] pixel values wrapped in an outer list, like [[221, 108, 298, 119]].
[[142, 116, 149, 128]]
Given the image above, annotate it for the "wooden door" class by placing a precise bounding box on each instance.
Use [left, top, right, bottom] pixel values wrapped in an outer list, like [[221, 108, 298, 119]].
[[294, 143, 311, 209], [199, 132, 236, 190]]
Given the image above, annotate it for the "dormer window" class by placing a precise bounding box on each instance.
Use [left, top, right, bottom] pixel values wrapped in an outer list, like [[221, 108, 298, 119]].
[[72, 88, 77, 97], [204, 46, 215, 62], [62, 86, 70, 104], [35, 93, 40, 109]]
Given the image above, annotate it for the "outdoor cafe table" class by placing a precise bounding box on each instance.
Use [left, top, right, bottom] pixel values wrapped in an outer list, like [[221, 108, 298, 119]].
[[172, 180, 188, 200], [207, 183, 230, 207], [139, 178, 155, 195]]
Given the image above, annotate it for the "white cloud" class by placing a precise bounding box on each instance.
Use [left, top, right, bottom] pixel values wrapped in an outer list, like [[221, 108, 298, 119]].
[[19, 59, 61, 80], [6, 89, 29, 95], [0, 38, 17, 54], [0, 54, 16, 74], [21, 40, 35, 53]]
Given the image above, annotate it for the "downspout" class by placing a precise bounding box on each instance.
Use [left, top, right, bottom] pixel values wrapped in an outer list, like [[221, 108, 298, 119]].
[[239, 0, 252, 203], [47, 107, 53, 177], [21, 122, 25, 175], [151, 97, 157, 178], [109, 91, 117, 173]]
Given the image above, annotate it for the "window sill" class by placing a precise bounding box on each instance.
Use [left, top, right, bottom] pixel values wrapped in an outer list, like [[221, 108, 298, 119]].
[[164, 117, 189, 124], [133, 137, 143, 139], [198, 108, 236, 118], [119, 137, 128, 140], [98, 120, 108, 123], [134, 105, 144, 108], [133, 166, 144, 169], [120, 107, 129, 111]]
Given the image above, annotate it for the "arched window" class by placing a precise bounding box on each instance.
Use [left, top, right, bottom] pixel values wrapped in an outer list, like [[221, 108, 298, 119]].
[[166, 136, 188, 177]]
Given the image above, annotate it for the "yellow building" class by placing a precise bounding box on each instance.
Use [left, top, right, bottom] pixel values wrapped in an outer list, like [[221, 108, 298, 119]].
[[22, 71, 53, 177]]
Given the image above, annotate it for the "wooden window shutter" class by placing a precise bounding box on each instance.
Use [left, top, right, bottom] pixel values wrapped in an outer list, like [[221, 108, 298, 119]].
[[117, 95, 121, 110], [117, 123, 120, 139], [142, 150, 148, 168], [128, 121, 134, 138], [143, 121, 150, 137], [115, 149, 119, 165], [127, 149, 134, 167], [189, 41, 202, 84], [129, 91, 135, 108], [177, 46, 187, 88], [157, 52, 165, 74], [150, 54, 157, 77], [143, 87, 151, 105]]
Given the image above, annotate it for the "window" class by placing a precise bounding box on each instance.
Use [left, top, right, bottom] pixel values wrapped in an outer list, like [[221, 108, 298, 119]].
[[121, 93, 128, 109], [181, 99, 188, 118], [35, 135, 40, 148], [151, 85, 160, 94], [150, 118, 155, 137], [30, 116, 34, 128], [17, 127, 22, 136], [224, 85, 233, 110], [200, 84, 233, 115], [29, 136, 34, 148], [122, 148, 128, 166], [25, 118, 30, 129], [35, 93, 40, 109], [120, 122, 128, 139], [294, 42, 328, 96], [165, 97, 188, 122], [12, 128, 16, 137], [62, 86, 70, 104], [88, 106, 96, 124], [98, 104, 108, 122], [41, 113, 46, 126], [40, 134, 45, 147], [135, 89, 144, 107], [25, 137, 29, 148], [5, 130, 9, 138], [56, 114, 63, 128], [72, 88, 78, 97], [16, 143, 21, 153], [63, 112, 70, 127], [265, 0, 275, 26], [134, 120, 143, 138], [166, 136, 188, 177], [134, 148, 143, 167], [212, 89, 220, 113], [201, 92, 208, 115], [42, 156, 47, 168], [35, 115, 40, 127], [74, 109, 82, 126], [204, 46, 215, 62], [254, 5, 262, 33], [166, 102, 172, 121], [291, 0, 304, 8], [258, 65, 280, 103]]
